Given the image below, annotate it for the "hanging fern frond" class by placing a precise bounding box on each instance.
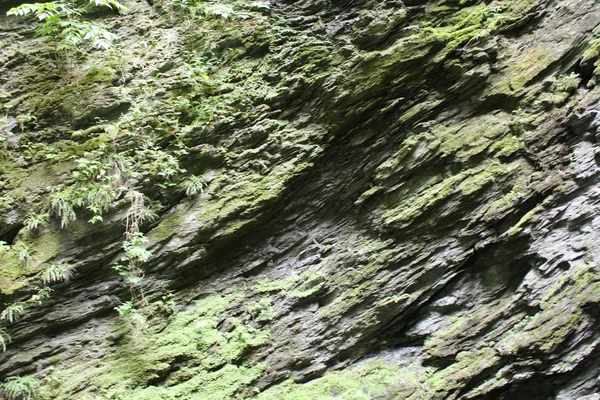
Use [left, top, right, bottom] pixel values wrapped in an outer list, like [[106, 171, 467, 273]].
[[41, 263, 74, 284]]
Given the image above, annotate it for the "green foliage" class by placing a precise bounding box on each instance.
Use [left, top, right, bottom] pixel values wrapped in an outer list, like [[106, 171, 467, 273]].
[[23, 212, 50, 233], [15, 114, 37, 132], [16, 244, 33, 267], [0, 328, 11, 352], [7, 2, 77, 19], [156, 292, 176, 315], [0, 375, 40, 400], [115, 301, 146, 336], [41, 263, 74, 284], [1, 302, 26, 323], [123, 234, 151, 263], [7, 0, 128, 79], [49, 191, 77, 228], [30, 286, 54, 304], [44, 19, 118, 52], [181, 174, 206, 196], [115, 232, 151, 289], [7, 0, 127, 50]]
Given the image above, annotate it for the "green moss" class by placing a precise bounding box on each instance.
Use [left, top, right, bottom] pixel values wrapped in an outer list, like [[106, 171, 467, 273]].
[[425, 347, 500, 396], [38, 294, 271, 399], [382, 160, 512, 227], [154, 158, 318, 247], [247, 297, 275, 322], [318, 239, 403, 319], [494, 47, 553, 93], [255, 275, 299, 294], [490, 135, 525, 157], [22, 65, 118, 124], [483, 184, 524, 219], [60, 134, 112, 158], [288, 273, 327, 298], [0, 229, 64, 295], [257, 360, 413, 400], [148, 210, 184, 243], [504, 201, 548, 236], [495, 263, 600, 355], [582, 34, 600, 73], [438, 113, 511, 161], [0, 253, 28, 296]]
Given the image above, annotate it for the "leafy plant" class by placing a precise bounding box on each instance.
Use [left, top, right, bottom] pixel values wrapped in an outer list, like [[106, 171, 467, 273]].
[[156, 292, 176, 315], [123, 232, 152, 264], [1, 302, 26, 323], [0, 375, 40, 400], [49, 191, 76, 228], [115, 301, 146, 337], [15, 114, 37, 132], [0, 328, 11, 352], [181, 174, 206, 196], [23, 212, 50, 233], [17, 244, 33, 267], [7, 0, 128, 80], [30, 286, 54, 304], [41, 263, 74, 284]]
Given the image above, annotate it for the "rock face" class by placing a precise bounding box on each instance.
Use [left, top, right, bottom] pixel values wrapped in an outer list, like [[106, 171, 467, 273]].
[[1, 0, 600, 398]]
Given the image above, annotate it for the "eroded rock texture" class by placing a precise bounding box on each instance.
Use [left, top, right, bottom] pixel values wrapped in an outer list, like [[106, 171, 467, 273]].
[[1, 0, 600, 398]]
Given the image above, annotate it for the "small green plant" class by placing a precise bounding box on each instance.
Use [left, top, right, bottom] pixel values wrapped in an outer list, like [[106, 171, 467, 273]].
[[7, 0, 128, 80], [15, 114, 37, 132], [181, 174, 206, 196], [0, 328, 11, 352], [41, 263, 74, 284], [17, 244, 33, 267], [23, 212, 50, 233], [0, 375, 40, 400], [123, 232, 152, 264], [1, 302, 26, 323], [30, 286, 54, 304], [49, 191, 76, 228], [115, 232, 152, 292], [115, 301, 146, 337], [156, 292, 177, 315]]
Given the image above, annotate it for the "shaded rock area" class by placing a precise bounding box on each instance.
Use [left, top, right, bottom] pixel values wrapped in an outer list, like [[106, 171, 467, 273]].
[[1, 0, 600, 398]]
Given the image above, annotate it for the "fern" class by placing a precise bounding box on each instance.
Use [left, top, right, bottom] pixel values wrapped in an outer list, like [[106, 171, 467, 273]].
[[49, 191, 76, 228], [41, 263, 74, 284], [0, 375, 40, 400], [0, 328, 11, 352], [17, 244, 32, 267], [1, 303, 26, 323], [30, 286, 54, 304], [181, 175, 206, 196], [23, 212, 49, 233]]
